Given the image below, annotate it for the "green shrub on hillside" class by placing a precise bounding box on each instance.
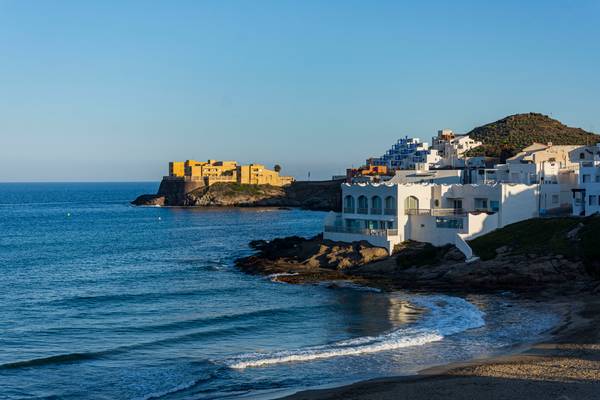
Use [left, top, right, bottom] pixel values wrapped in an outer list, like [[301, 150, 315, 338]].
[[468, 218, 583, 261], [465, 113, 599, 161]]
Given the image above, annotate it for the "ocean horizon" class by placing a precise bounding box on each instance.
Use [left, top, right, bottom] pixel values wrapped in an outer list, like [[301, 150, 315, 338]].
[[0, 183, 563, 399]]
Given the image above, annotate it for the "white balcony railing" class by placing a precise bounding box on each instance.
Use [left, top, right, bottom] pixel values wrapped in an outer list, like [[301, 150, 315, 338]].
[[324, 225, 398, 237], [405, 208, 466, 216]]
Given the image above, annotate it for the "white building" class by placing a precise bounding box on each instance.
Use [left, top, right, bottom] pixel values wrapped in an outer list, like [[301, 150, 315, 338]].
[[388, 164, 463, 185], [369, 136, 436, 170], [367, 130, 480, 173], [324, 181, 539, 259], [573, 158, 600, 216], [431, 130, 482, 168], [472, 143, 598, 214]]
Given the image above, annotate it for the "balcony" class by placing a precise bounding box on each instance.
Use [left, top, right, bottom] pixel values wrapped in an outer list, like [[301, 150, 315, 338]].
[[370, 208, 382, 215], [405, 208, 466, 216], [384, 208, 397, 215], [324, 225, 398, 237], [343, 207, 355, 214], [357, 207, 368, 214], [404, 209, 431, 216]]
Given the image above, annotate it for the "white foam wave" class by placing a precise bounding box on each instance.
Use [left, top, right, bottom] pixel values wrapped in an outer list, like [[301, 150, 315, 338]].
[[267, 272, 299, 282], [228, 294, 485, 369]]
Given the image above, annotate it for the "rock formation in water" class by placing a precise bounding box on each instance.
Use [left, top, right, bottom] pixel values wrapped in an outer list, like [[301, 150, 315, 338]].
[[132, 179, 343, 211], [236, 216, 600, 292]]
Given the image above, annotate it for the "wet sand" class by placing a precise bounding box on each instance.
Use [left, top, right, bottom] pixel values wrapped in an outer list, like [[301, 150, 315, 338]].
[[283, 295, 600, 400]]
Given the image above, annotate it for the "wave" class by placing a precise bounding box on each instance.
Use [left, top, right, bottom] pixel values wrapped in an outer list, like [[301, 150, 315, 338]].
[[0, 352, 104, 370], [228, 294, 485, 369], [45, 286, 245, 307], [136, 366, 221, 400], [1, 304, 337, 371], [266, 272, 299, 282]]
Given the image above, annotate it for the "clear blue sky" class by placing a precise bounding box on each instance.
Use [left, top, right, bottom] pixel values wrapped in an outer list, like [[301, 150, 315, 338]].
[[1, 0, 599, 181]]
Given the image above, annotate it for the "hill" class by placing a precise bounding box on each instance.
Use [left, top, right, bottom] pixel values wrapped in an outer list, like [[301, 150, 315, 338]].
[[465, 113, 600, 160]]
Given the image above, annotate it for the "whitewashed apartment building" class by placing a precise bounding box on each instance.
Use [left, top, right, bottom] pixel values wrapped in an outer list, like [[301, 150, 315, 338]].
[[431, 129, 483, 168], [368, 136, 441, 170], [572, 147, 600, 216], [323, 181, 539, 259], [473, 143, 599, 214]]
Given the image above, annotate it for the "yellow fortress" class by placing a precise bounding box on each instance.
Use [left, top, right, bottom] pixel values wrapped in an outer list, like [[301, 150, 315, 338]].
[[167, 160, 295, 187]]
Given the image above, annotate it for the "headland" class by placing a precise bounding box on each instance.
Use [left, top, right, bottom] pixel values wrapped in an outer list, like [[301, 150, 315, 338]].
[[131, 159, 342, 211]]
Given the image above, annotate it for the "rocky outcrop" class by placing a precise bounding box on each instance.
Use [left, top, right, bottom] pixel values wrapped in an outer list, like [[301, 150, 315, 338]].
[[132, 179, 342, 211], [183, 183, 285, 207], [236, 235, 389, 276], [354, 253, 588, 291], [235, 235, 593, 292], [131, 194, 165, 206]]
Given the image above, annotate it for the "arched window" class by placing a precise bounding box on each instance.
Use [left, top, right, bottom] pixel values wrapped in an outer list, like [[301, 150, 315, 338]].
[[357, 195, 368, 214], [404, 196, 419, 211], [370, 196, 382, 214], [385, 196, 396, 210], [344, 195, 355, 213]]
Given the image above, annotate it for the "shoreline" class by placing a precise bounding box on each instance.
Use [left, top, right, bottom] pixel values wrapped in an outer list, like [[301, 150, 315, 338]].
[[280, 293, 600, 400]]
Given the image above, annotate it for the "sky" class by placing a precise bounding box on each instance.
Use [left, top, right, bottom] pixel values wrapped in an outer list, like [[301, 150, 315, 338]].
[[1, 0, 599, 181]]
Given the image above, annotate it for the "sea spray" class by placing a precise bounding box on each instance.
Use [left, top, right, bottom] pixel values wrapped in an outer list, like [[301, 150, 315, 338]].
[[228, 294, 485, 369]]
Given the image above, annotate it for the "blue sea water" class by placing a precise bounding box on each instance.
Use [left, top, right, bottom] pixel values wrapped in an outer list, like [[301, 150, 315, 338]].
[[0, 183, 563, 400]]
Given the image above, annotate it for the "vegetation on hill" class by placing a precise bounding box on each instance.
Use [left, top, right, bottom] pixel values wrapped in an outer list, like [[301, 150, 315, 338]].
[[465, 113, 600, 161], [207, 182, 278, 197], [468, 216, 600, 276]]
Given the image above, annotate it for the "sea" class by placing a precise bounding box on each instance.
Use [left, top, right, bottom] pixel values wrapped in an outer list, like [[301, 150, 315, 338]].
[[0, 182, 563, 400]]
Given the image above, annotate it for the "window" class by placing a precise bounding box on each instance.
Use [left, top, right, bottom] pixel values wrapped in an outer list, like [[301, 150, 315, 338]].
[[580, 152, 586, 160], [490, 201, 500, 212], [384, 196, 396, 210], [583, 175, 591, 183], [404, 196, 419, 211], [596, 176, 600, 183], [552, 194, 559, 204], [590, 195, 598, 206], [345, 219, 359, 230], [434, 199, 440, 207], [357, 196, 368, 214], [344, 195, 355, 213], [435, 217, 464, 229], [475, 198, 488, 209], [452, 199, 463, 210], [371, 196, 382, 214]]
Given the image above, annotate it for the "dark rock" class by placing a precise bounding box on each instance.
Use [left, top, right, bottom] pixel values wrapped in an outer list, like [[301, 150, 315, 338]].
[[495, 245, 510, 254], [235, 234, 592, 293], [131, 194, 165, 206]]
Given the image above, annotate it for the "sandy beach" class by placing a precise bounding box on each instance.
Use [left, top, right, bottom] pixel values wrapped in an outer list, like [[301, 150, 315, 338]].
[[283, 295, 600, 400]]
